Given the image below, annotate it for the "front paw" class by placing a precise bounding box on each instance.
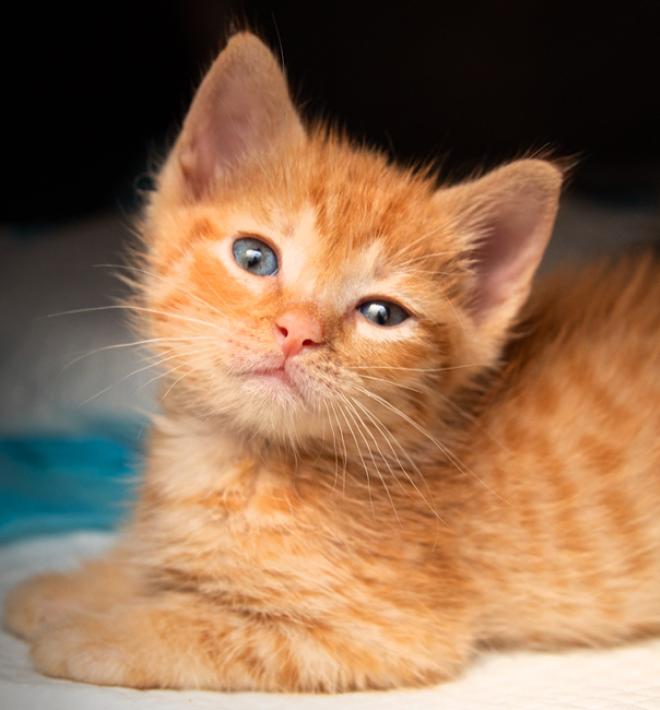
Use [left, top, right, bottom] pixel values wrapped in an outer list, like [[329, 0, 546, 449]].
[[31, 614, 139, 687], [4, 573, 78, 640]]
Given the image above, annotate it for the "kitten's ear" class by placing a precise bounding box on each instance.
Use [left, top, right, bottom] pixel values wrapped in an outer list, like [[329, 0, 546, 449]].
[[164, 32, 305, 200], [436, 159, 562, 343]]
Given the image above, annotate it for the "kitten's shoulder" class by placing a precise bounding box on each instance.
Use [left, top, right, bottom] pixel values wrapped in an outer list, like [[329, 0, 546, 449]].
[[530, 251, 660, 335], [496, 251, 660, 387]]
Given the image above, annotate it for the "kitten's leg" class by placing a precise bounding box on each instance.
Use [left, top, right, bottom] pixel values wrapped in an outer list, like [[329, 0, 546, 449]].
[[29, 593, 472, 691], [3, 550, 136, 641]]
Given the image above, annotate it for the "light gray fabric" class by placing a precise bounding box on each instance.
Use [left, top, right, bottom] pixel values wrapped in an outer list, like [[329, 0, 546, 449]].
[[0, 215, 155, 434]]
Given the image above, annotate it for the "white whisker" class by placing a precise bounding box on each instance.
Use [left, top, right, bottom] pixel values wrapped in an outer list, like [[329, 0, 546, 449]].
[[353, 383, 507, 504], [338, 391, 400, 524], [63, 336, 215, 370]]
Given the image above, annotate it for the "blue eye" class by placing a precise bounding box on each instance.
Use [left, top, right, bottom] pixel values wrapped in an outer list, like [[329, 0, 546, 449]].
[[232, 237, 278, 276], [358, 300, 410, 326]]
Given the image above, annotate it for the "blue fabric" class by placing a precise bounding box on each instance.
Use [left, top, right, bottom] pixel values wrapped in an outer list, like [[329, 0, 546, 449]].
[[0, 430, 141, 544]]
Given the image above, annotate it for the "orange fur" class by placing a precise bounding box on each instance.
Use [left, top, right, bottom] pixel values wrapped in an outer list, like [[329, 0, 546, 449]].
[[4, 33, 660, 692]]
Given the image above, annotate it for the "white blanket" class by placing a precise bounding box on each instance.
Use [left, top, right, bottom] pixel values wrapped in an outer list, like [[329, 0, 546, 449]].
[[2, 532, 660, 710]]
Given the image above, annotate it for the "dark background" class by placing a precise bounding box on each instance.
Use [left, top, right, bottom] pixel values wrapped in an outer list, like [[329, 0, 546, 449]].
[[4, 0, 660, 224]]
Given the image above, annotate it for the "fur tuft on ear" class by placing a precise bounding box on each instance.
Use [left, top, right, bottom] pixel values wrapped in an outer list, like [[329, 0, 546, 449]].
[[437, 159, 562, 348], [162, 32, 305, 200]]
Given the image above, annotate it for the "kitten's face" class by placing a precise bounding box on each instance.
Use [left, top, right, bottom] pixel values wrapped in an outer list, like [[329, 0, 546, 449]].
[[139, 33, 561, 447], [143, 141, 471, 442]]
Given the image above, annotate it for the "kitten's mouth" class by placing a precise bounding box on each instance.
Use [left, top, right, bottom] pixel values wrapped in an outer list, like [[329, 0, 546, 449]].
[[244, 365, 302, 397]]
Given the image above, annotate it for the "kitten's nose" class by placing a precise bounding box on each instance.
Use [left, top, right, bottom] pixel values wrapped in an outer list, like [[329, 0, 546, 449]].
[[274, 310, 323, 359]]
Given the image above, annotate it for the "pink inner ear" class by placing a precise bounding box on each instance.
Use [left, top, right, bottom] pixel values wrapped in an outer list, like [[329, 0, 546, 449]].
[[171, 33, 304, 201], [179, 84, 257, 198], [469, 199, 550, 323], [436, 160, 561, 330]]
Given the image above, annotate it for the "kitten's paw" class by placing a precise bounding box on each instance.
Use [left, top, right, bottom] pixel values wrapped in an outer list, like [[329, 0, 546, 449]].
[[4, 573, 79, 640], [30, 615, 138, 687]]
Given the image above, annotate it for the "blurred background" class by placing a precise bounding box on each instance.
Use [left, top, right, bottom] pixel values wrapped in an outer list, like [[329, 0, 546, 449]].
[[0, 1, 659, 538]]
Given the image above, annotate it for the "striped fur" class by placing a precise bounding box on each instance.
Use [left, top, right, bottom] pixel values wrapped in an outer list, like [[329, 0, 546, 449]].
[[4, 33, 660, 692]]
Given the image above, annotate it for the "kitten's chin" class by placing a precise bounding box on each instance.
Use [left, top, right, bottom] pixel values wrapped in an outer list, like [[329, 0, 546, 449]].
[[228, 366, 326, 441], [244, 367, 302, 396]]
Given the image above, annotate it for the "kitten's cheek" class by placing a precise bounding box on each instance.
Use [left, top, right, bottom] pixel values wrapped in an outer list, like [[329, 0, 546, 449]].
[[353, 317, 415, 344]]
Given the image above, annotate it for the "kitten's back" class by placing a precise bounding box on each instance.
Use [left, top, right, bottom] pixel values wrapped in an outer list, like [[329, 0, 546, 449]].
[[466, 253, 660, 648]]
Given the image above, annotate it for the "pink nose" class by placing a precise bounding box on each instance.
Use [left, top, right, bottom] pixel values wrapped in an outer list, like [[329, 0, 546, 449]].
[[274, 310, 323, 359]]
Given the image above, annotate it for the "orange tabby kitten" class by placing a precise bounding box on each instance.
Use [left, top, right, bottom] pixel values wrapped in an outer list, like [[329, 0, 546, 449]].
[[4, 33, 660, 692]]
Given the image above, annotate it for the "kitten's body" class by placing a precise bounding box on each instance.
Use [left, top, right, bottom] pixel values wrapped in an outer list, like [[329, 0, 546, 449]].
[[465, 256, 660, 648], [5, 34, 660, 691]]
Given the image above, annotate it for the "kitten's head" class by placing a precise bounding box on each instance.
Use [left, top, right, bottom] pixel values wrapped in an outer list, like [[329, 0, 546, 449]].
[[138, 33, 561, 448]]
